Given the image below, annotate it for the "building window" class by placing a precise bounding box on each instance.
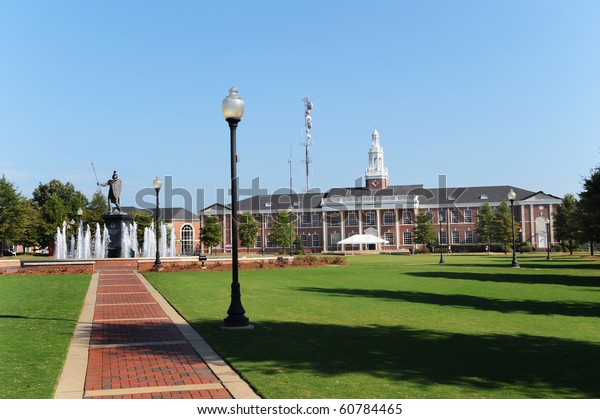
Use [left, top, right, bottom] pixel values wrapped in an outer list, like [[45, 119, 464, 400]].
[[383, 211, 394, 225], [301, 234, 308, 247], [384, 232, 394, 245], [439, 209, 447, 223], [330, 213, 341, 226], [366, 212, 376, 226], [402, 212, 412, 224], [266, 215, 273, 228], [180, 224, 194, 256], [403, 231, 413, 245], [300, 214, 309, 227], [331, 232, 341, 245], [465, 230, 474, 244], [312, 213, 320, 227], [439, 230, 447, 244], [451, 209, 459, 223], [452, 230, 460, 244], [348, 212, 358, 227], [266, 235, 273, 247], [255, 235, 262, 248], [312, 234, 320, 247], [464, 209, 473, 223]]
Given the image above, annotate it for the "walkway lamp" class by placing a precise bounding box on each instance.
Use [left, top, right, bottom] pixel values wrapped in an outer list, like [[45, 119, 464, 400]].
[[508, 189, 519, 268], [439, 212, 445, 264], [222, 87, 251, 329], [546, 218, 552, 261], [153, 176, 163, 271]]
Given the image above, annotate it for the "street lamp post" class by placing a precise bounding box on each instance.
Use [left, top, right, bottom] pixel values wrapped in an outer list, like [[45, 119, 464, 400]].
[[546, 218, 552, 261], [288, 204, 294, 257], [222, 87, 251, 329], [153, 176, 163, 271], [508, 189, 519, 268], [77, 207, 83, 227], [439, 213, 445, 264]]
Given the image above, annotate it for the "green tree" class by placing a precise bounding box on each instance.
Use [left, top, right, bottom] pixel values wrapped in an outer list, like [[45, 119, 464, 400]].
[[413, 211, 437, 252], [269, 210, 296, 253], [18, 200, 44, 250], [554, 193, 579, 255], [85, 190, 108, 224], [578, 165, 600, 255], [200, 216, 222, 255], [239, 212, 259, 253], [32, 179, 89, 220], [492, 201, 517, 253], [39, 193, 68, 248], [476, 202, 494, 249], [0, 176, 28, 253]]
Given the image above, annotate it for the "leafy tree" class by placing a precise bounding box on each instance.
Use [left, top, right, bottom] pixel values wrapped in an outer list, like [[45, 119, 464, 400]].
[[18, 200, 44, 249], [492, 201, 519, 253], [85, 190, 108, 224], [0, 176, 28, 253], [413, 211, 437, 252], [200, 216, 222, 255], [578, 165, 600, 255], [476, 202, 494, 248], [39, 193, 68, 248], [554, 194, 579, 255], [32, 179, 89, 220], [238, 212, 259, 253], [269, 210, 296, 253]]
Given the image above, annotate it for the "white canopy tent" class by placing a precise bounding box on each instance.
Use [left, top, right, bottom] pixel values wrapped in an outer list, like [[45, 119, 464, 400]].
[[337, 234, 389, 253]]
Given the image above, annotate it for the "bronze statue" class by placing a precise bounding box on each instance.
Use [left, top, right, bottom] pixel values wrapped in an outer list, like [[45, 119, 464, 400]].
[[98, 171, 122, 213]]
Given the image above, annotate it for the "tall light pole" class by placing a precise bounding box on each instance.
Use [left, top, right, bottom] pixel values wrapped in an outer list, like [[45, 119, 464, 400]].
[[77, 207, 83, 227], [439, 211, 445, 264], [288, 204, 294, 257], [222, 87, 251, 329], [508, 189, 519, 268], [546, 218, 552, 261], [153, 176, 163, 271]]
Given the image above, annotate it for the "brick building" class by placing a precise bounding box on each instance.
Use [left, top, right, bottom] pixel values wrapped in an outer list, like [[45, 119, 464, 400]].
[[200, 130, 562, 254]]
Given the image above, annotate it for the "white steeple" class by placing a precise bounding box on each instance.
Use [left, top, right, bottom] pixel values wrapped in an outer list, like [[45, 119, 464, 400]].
[[365, 129, 388, 188]]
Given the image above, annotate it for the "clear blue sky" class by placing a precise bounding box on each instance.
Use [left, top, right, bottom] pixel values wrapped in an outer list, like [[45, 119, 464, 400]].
[[1, 0, 599, 212]]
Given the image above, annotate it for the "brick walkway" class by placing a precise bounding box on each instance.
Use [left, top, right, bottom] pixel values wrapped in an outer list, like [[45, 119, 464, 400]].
[[55, 264, 258, 399]]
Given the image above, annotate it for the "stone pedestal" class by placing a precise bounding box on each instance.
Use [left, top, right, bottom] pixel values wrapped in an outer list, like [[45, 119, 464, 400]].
[[102, 213, 133, 258]]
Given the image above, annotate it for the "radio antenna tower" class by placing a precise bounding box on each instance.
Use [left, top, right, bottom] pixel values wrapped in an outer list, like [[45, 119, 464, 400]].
[[301, 97, 314, 192]]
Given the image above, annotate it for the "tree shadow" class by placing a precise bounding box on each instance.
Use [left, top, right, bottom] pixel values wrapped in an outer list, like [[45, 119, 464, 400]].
[[295, 287, 600, 318], [406, 271, 600, 287], [193, 319, 600, 398]]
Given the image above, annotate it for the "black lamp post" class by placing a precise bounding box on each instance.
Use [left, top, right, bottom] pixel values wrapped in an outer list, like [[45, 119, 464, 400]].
[[288, 204, 294, 257], [508, 189, 519, 268], [153, 176, 163, 271], [222, 87, 251, 329], [546, 218, 552, 261], [438, 212, 445, 264]]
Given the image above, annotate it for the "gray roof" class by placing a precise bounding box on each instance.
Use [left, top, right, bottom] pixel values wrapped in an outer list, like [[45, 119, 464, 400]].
[[121, 206, 199, 222]]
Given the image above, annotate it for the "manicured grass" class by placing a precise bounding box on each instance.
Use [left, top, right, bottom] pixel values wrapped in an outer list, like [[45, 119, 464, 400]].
[[147, 253, 600, 399], [0, 274, 90, 398]]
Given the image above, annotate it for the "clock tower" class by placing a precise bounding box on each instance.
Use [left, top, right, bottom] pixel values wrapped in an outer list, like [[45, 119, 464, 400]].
[[365, 129, 388, 189]]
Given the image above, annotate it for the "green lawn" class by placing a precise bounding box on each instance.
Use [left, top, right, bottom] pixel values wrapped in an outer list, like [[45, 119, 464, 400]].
[[0, 274, 90, 398], [146, 253, 600, 399]]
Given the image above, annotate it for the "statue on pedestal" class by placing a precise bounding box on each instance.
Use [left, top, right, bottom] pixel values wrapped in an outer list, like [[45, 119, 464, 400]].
[[98, 171, 123, 214]]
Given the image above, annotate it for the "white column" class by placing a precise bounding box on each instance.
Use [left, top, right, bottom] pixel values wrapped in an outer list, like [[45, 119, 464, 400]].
[[395, 208, 401, 250], [358, 209, 363, 251], [322, 212, 328, 253], [376, 210, 381, 250], [340, 211, 345, 251]]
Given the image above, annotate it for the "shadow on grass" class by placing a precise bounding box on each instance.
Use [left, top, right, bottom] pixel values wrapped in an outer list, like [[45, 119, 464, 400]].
[[195, 320, 600, 398], [407, 270, 600, 287], [295, 287, 600, 318]]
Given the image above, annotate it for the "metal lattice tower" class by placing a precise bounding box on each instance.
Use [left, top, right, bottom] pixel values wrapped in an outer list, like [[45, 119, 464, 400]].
[[301, 97, 313, 192]]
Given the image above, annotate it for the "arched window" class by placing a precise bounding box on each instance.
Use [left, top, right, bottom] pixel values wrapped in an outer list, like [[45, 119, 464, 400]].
[[180, 224, 194, 256]]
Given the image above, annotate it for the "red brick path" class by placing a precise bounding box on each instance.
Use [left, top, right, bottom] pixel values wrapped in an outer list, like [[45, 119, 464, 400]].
[[83, 266, 233, 399]]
